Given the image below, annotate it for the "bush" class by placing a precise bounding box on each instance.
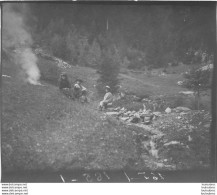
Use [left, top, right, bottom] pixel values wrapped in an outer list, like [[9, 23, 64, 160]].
[[96, 48, 120, 95], [183, 66, 212, 110], [37, 57, 61, 86]]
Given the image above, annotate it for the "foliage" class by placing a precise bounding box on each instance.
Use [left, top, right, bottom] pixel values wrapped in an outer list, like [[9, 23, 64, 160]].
[[96, 47, 121, 95], [85, 39, 101, 67], [183, 66, 212, 109], [183, 67, 212, 91], [29, 3, 215, 69]]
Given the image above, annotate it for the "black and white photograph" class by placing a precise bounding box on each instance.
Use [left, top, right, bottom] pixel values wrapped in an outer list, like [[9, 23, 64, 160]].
[[1, 2, 216, 184]]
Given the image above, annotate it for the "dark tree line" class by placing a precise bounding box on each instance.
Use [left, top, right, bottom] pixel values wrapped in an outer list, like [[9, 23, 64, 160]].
[[28, 3, 215, 66], [24, 3, 215, 92]]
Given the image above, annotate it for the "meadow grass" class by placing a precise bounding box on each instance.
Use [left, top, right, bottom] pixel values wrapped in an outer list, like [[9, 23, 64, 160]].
[[2, 56, 212, 171]]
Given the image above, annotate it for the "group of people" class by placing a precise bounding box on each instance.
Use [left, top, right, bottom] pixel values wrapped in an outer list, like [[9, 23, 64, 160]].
[[58, 72, 87, 103], [58, 72, 113, 110]]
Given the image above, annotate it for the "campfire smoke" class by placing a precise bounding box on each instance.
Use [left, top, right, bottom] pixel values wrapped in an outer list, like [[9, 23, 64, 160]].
[[3, 4, 41, 85]]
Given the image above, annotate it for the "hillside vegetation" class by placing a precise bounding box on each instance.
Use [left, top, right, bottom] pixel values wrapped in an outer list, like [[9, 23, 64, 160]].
[[2, 52, 212, 172], [2, 3, 214, 175]]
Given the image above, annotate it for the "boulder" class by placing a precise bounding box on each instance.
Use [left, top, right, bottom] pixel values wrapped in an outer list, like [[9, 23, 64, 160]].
[[165, 107, 172, 113], [134, 113, 141, 118], [188, 135, 193, 142], [120, 107, 126, 111]]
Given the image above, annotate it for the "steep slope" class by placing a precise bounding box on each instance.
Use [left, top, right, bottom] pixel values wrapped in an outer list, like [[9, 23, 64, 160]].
[[1, 56, 139, 171], [1, 53, 212, 173]]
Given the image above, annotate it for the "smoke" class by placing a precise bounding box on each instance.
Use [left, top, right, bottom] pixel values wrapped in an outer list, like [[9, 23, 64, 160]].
[[3, 4, 41, 85]]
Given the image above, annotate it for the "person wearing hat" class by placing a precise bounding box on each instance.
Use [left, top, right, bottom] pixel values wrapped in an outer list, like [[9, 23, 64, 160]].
[[59, 72, 71, 90], [58, 72, 73, 99], [73, 79, 87, 101], [99, 86, 113, 111]]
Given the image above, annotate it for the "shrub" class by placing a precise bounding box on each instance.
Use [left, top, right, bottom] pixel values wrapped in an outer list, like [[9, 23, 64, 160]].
[[183, 66, 212, 110], [96, 48, 120, 95]]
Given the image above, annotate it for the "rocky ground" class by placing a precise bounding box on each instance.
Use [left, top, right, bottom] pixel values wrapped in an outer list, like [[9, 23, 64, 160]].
[[103, 100, 211, 170]]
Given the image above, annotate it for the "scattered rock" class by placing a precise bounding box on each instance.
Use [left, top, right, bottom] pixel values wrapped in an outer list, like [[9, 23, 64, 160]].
[[125, 111, 132, 115], [134, 113, 140, 118], [142, 98, 150, 103], [120, 107, 126, 112], [164, 141, 181, 146], [165, 107, 172, 113], [188, 135, 193, 142], [177, 81, 184, 86], [2, 75, 11, 78], [113, 107, 121, 111], [119, 117, 130, 121]]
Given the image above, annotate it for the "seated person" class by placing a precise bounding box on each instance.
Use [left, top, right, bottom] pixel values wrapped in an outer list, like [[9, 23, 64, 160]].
[[99, 86, 113, 111], [80, 89, 88, 103], [58, 72, 72, 98], [73, 79, 87, 102]]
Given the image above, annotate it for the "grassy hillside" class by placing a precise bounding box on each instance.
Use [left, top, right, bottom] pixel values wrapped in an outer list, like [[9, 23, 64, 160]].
[[2, 57, 138, 171], [2, 54, 212, 173]]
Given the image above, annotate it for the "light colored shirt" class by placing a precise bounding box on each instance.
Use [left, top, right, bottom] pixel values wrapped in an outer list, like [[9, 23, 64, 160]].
[[103, 92, 113, 103], [74, 84, 86, 91]]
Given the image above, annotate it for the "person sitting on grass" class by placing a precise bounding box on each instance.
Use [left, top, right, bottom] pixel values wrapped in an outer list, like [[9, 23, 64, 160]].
[[73, 79, 87, 102], [58, 72, 73, 99], [99, 86, 113, 111]]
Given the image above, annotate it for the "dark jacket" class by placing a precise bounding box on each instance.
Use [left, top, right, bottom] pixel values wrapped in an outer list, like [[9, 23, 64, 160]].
[[59, 78, 71, 90]]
